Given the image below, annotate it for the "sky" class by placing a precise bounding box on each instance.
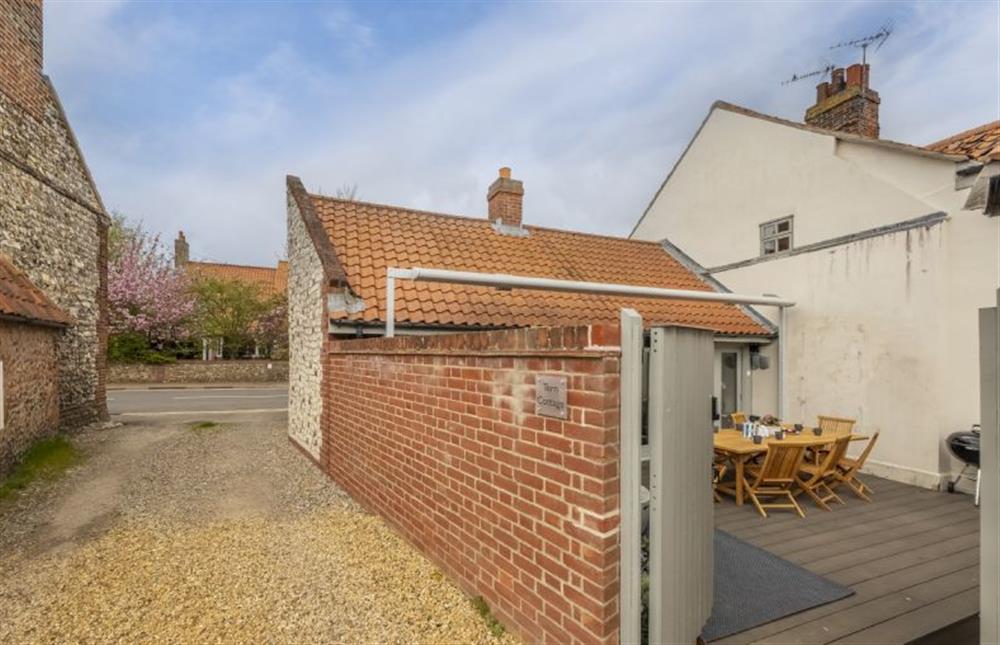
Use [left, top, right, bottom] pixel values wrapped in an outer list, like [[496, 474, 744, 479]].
[[44, 1, 999, 267]]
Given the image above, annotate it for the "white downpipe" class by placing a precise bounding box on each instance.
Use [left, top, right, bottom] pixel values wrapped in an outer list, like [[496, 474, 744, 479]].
[[385, 268, 400, 337], [779, 305, 788, 420], [384, 265, 793, 419]]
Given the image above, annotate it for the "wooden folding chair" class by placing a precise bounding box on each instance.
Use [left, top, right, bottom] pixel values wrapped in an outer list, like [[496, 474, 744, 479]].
[[833, 431, 879, 501], [808, 415, 857, 465], [713, 454, 730, 503], [817, 415, 856, 433], [796, 436, 851, 511], [743, 443, 807, 518], [730, 411, 748, 426]]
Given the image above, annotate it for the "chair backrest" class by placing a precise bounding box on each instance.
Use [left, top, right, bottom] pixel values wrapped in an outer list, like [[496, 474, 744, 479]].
[[731, 411, 748, 426], [843, 432, 879, 475], [818, 436, 852, 477], [818, 415, 856, 435], [753, 443, 806, 488]]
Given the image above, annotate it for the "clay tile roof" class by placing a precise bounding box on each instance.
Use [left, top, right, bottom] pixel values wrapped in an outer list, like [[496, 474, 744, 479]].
[[925, 121, 1000, 161], [308, 194, 772, 336], [187, 261, 288, 298], [0, 256, 71, 327]]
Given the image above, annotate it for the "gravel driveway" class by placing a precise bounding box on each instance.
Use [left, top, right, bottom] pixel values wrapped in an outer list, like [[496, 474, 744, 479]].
[[0, 416, 515, 644]]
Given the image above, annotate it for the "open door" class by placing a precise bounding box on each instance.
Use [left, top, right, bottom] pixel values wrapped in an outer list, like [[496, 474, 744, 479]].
[[714, 347, 742, 418]]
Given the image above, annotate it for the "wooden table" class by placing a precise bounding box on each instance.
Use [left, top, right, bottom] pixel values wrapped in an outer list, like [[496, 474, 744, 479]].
[[714, 428, 868, 506]]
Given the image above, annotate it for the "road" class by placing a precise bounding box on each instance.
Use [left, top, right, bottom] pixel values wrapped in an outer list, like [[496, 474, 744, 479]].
[[108, 385, 288, 420]]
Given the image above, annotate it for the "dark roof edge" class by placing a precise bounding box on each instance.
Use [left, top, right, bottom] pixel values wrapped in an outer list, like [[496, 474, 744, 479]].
[[286, 175, 352, 287], [713, 101, 967, 162], [658, 238, 778, 336], [188, 260, 282, 272], [43, 76, 110, 226], [0, 312, 69, 329], [628, 100, 967, 240], [707, 210, 949, 274], [628, 102, 718, 240]]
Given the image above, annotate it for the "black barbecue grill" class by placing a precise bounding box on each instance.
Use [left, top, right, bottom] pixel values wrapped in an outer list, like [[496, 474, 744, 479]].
[[945, 425, 981, 506]]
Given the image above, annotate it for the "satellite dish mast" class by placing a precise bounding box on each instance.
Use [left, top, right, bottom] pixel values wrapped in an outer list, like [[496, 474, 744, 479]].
[[830, 22, 893, 65]]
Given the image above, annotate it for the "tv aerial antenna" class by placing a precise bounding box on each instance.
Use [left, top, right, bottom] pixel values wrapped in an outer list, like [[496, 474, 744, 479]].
[[830, 22, 893, 65], [781, 62, 836, 86]]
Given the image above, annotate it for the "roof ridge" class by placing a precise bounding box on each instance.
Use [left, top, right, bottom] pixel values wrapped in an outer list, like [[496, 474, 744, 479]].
[[188, 260, 281, 271], [310, 193, 664, 247], [712, 100, 967, 161]]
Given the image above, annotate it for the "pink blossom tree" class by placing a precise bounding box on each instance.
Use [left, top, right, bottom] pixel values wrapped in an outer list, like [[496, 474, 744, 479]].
[[108, 220, 194, 344]]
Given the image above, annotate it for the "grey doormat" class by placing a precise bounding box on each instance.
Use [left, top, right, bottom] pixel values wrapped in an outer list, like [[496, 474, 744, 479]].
[[702, 530, 854, 642]]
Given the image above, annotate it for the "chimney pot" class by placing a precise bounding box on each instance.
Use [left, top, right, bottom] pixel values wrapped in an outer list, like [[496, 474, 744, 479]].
[[830, 67, 845, 90], [487, 167, 524, 229], [816, 81, 830, 103], [846, 63, 866, 88], [174, 231, 190, 268]]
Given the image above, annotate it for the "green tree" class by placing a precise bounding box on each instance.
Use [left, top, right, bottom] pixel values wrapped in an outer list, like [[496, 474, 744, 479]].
[[190, 277, 270, 358]]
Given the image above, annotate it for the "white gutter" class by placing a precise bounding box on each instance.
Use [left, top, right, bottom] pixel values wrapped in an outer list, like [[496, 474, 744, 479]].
[[384, 266, 794, 416]]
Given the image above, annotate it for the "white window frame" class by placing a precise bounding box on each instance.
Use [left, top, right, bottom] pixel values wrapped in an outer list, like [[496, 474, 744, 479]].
[[760, 216, 794, 256]]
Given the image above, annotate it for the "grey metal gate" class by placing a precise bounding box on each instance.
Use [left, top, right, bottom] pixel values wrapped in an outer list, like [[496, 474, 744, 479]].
[[980, 291, 999, 645], [620, 310, 715, 644]]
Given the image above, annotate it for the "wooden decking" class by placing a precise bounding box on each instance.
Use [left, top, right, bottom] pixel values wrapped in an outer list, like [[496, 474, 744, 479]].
[[713, 475, 980, 644]]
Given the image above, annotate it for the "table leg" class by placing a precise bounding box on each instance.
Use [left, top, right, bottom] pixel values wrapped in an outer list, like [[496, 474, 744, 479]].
[[735, 457, 746, 506]]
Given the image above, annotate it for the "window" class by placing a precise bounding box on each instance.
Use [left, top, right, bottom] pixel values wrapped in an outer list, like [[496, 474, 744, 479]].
[[760, 216, 793, 255]]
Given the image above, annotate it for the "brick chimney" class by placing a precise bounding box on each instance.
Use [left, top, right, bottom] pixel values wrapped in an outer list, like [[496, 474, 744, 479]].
[[805, 63, 880, 138], [0, 0, 46, 118], [487, 167, 524, 229], [174, 231, 189, 268]]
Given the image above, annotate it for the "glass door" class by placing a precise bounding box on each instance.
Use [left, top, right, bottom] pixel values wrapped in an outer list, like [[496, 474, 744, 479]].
[[714, 348, 741, 417]]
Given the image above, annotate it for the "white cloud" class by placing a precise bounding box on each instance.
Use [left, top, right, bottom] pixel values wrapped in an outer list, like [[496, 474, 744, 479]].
[[46, 2, 999, 266], [43, 1, 189, 79], [324, 4, 375, 59]]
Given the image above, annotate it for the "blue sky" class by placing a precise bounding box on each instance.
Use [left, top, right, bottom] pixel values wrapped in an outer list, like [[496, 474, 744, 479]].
[[44, 1, 999, 266]]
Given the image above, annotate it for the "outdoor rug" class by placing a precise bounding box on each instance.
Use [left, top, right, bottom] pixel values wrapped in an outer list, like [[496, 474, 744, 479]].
[[701, 529, 854, 642]]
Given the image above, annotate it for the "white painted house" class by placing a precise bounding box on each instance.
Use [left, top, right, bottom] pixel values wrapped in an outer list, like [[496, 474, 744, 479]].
[[630, 63, 1000, 489]]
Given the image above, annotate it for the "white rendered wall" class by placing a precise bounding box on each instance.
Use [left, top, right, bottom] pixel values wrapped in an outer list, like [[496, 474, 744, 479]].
[[714, 213, 999, 488], [632, 108, 955, 269]]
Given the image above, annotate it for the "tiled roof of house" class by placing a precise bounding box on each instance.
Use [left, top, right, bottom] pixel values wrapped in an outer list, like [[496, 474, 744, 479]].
[[187, 260, 288, 298], [925, 121, 1000, 161], [305, 193, 772, 336], [0, 256, 71, 327]]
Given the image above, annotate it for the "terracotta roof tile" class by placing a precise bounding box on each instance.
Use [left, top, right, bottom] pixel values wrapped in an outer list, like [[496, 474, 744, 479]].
[[187, 260, 288, 298], [309, 195, 771, 336], [0, 256, 71, 327], [925, 121, 1000, 161]]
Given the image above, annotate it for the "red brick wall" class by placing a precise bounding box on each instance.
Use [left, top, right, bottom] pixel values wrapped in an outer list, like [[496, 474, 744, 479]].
[[0, 319, 61, 476], [323, 324, 622, 643], [0, 0, 45, 120]]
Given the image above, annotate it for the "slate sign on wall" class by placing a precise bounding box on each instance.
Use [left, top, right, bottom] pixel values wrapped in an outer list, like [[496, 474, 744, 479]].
[[536, 375, 568, 419]]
